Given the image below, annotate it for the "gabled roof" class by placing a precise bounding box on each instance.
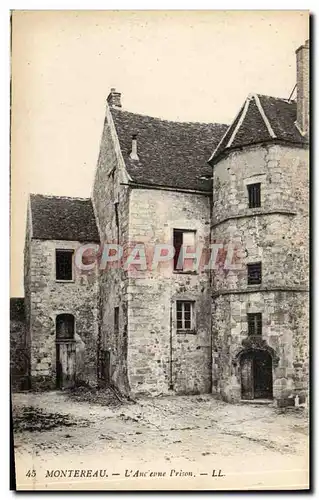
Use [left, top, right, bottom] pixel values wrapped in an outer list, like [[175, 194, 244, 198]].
[[30, 194, 100, 242], [110, 108, 228, 192], [209, 93, 308, 165]]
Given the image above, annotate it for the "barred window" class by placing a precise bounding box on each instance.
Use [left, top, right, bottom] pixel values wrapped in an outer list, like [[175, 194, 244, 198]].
[[247, 262, 262, 285], [56, 250, 73, 281], [247, 313, 262, 336], [247, 183, 261, 208], [176, 301, 195, 331]]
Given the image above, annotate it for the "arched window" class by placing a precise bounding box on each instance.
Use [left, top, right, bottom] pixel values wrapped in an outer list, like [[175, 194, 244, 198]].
[[56, 314, 75, 340]]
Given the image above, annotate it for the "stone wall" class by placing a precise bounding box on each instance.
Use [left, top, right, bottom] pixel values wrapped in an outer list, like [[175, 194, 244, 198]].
[[23, 203, 32, 379], [211, 144, 309, 404], [10, 298, 29, 391], [92, 103, 131, 393], [28, 239, 99, 389], [212, 291, 309, 403], [127, 188, 212, 396]]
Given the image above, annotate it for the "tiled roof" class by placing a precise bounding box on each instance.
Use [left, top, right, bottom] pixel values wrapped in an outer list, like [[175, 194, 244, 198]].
[[10, 298, 25, 321], [30, 194, 100, 242], [110, 108, 228, 192], [209, 94, 308, 165]]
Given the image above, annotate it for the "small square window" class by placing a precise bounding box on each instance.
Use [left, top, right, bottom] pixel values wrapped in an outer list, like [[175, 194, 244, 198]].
[[247, 183, 261, 208], [56, 250, 73, 281], [173, 229, 196, 271], [247, 313, 262, 336], [176, 301, 195, 331], [247, 262, 262, 285]]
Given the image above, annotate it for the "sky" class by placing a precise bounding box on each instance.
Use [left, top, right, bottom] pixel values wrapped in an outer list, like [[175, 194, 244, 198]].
[[10, 10, 309, 296]]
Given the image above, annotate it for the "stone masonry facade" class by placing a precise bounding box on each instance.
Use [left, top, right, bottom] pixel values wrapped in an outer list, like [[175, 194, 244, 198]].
[[126, 188, 212, 396], [24, 237, 99, 389], [211, 144, 309, 403], [16, 41, 309, 405]]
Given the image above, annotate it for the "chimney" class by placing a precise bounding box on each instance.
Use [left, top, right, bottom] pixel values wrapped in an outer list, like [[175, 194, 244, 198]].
[[130, 134, 139, 161], [296, 39, 309, 137], [107, 88, 122, 108]]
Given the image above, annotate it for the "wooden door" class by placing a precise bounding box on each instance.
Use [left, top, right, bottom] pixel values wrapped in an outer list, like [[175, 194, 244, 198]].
[[241, 353, 254, 400], [253, 351, 273, 399], [56, 341, 76, 389]]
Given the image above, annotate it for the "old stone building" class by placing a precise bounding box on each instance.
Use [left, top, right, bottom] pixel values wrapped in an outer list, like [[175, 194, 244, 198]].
[[23, 195, 100, 389], [16, 40, 308, 405]]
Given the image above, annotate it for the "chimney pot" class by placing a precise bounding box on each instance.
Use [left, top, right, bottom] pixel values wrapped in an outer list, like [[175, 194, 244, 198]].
[[107, 88, 122, 108], [296, 40, 309, 137]]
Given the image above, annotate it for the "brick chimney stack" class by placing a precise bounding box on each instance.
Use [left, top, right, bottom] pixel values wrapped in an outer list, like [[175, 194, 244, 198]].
[[107, 88, 122, 108], [296, 40, 309, 137]]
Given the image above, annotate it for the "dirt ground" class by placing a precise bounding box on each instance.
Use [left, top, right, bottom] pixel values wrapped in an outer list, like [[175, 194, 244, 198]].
[[12, 390, 309, 491]]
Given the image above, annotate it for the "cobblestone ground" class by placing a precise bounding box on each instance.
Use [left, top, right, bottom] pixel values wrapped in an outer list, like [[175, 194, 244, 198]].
[[12, 391, 309, 491]]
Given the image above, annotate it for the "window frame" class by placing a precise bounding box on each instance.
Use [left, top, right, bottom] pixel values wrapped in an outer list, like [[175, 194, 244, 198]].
[[247, 262, 262, 285], [247, 312, 262, 336], [176, 300, 196, 333], [55, 249, 74, 282], [173, 229, 197, 273], [56, 313, 75, 341], [247, 182, 261, 208]]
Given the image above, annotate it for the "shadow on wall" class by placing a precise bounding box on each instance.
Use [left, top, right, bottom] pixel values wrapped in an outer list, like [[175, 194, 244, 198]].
[[10, 298, 30, 391]]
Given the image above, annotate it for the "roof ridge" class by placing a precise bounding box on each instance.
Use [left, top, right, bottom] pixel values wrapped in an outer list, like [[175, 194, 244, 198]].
[[30, 193, 92, 202], [110, 107, 228, 128], [257, 93, 295, 103], [253, 94, 277, 139], [226, 96, 251, 148], [208, 99, 248, 163]]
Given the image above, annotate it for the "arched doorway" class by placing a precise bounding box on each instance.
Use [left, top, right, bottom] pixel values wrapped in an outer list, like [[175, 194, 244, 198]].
[[240, 350, 273, 400], [56, 314, 76, 389]]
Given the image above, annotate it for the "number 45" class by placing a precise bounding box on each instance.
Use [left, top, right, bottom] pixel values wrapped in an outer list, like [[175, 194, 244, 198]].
[[26, 469, 36, 478]]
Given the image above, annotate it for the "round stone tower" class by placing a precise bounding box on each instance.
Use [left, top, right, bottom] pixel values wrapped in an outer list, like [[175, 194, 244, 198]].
[[209, 42, 309, 406]]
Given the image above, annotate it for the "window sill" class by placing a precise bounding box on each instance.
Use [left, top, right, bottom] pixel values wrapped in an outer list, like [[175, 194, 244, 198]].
[[176, 329, 197, 335], [55, 279, 75, 283], [173, 270, 198, 275], [56, 338, 76, 343]]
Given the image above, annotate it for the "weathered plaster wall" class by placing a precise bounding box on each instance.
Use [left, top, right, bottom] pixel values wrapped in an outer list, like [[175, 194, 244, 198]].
[[127, 188, 212, 396], [211, 144, 309, 404], [92, 104, 130, 393], [29, 239, 99, 389]]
